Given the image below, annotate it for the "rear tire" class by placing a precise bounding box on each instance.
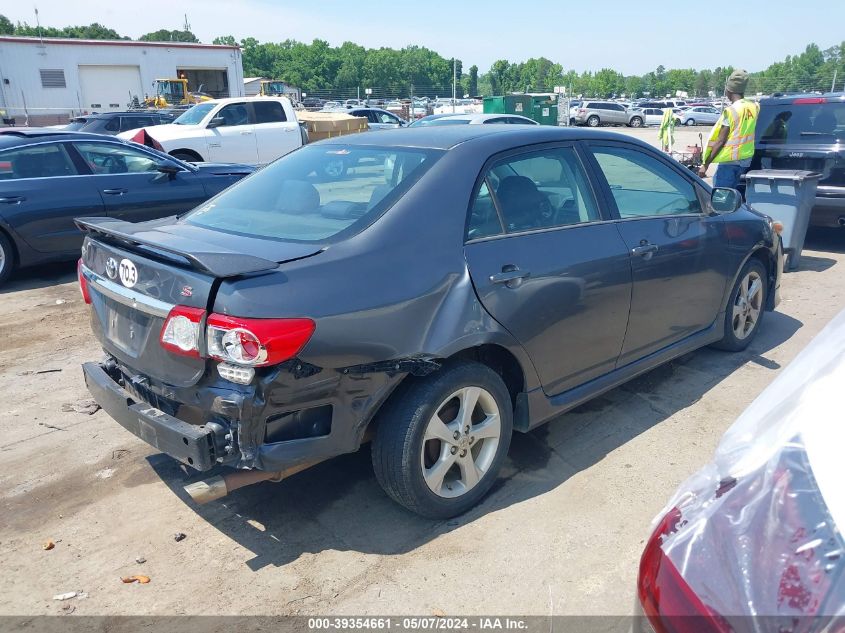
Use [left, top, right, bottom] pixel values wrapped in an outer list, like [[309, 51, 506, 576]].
[[171, 151, 202, 163], [371, 361, 513, 519], [685, 119, 696, 126], [0, 231, 15, 287], [587, 115, 600, 128], [712, 259, 767, 352]]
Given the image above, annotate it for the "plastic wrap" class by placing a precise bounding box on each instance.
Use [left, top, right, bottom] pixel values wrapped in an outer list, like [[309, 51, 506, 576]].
[[643, 308, 845, 627]]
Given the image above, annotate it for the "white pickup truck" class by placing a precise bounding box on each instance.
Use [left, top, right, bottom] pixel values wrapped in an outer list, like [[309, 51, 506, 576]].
[[119, 97, 307, 166]]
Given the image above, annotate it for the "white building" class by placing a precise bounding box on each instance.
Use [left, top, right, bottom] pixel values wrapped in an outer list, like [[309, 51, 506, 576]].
[[0, 36, 245, 125], [243, 77, 301, 101]]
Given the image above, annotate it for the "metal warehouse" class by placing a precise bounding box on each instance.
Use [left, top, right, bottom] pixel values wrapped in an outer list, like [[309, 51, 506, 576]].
[[0, 36, 245, 125]]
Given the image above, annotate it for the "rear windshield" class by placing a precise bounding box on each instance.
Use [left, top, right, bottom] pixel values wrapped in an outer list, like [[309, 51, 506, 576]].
[[758, 101, 845, 145], [184, 144, 441, 242], [424, 119, 471, 126], [64, 120, 89, 131]]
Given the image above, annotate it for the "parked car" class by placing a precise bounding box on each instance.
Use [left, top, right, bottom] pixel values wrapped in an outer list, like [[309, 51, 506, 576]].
[[675, 106, 722, 127], [301, 97, 326, 110], [63, 111, 178, 136], [751, 92, 845, 228], [321, 101, 342, 110], [638, 107, 674, 126], [636, 307, 845, 631], [413, 113, 539, 126], [345, 108, 408, 129], [78, 126, 781, 519], [408, 113, 466, 127], [0, 129, 253, 286], [573, 102, 644, 128], [118, 97, 305, 166]]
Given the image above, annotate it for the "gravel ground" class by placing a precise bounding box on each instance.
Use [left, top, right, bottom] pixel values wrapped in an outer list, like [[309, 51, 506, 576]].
[[1, 139, 844, 618]]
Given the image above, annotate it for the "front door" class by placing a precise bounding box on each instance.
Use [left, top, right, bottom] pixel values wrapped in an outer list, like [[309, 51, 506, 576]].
[[0, 142, 103, 255], [72, 141, 207, 223], [464, 144, 632, 396], [205, 102, 258, 164], [251, 100, 300, 164], [586, 143, 730, 366]]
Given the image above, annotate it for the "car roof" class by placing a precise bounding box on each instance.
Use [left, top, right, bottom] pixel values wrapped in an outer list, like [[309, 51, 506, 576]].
[[0, 129, 131, 149], [75, 111, 169, 120], [433, 113, 532, 122], [318, 125, 646, 151], [761, 92, 845, 106]]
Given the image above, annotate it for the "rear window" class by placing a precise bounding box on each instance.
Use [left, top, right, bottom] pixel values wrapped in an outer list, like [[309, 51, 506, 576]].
[[758, 101, 845, 145], [184, 144, 441, 242], [64, 120, 89, 131]]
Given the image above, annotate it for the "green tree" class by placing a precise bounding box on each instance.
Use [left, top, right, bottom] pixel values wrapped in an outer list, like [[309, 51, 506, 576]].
[[468, 65, 479, 96], [0, 14, 14, 35], [212, 35, 238, 46], [139, 29, 199, 43]]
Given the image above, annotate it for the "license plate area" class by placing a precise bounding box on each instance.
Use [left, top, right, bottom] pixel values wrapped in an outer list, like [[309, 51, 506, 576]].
[[102, 299, 160, 358]]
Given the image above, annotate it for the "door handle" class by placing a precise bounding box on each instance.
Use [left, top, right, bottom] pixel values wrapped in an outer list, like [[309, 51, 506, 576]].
[[240, 131, 253, 135], [632, 242, 659, 258], [490, 266, 530, 286], [102, 188, 128, 196], [0, 196, 25, 204]]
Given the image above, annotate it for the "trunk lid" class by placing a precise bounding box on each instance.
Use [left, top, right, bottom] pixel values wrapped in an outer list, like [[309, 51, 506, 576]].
[[78, 217, 322, 386]]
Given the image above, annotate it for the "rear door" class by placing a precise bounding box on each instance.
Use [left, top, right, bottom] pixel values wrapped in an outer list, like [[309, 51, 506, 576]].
[[585, 142, 730, 366], [0, 141, 103, 254], [251, 100, 300, 164], [464, 143, 632, 396], [71, 140, 207, 223], [205, 102, 259, 164]]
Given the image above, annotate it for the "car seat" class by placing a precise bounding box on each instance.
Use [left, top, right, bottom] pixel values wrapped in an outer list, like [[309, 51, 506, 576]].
[[496, 176, 545, 231]]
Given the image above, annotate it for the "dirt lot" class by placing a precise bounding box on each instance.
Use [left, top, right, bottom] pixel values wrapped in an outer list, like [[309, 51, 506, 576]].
[[2, 138, 844, 616]]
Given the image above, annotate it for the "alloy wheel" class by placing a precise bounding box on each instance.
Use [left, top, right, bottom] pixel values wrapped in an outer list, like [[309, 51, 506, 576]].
[[732, 270, 763, 340], [0, 242, 5, 276], [420, 386, 501, 499]]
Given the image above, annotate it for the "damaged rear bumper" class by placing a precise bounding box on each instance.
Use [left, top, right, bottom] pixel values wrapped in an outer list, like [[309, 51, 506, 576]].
[[83, 362, 217, 471]]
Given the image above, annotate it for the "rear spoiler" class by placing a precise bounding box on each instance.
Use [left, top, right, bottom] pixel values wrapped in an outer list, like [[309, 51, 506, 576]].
[[75, 217, 279, 278]]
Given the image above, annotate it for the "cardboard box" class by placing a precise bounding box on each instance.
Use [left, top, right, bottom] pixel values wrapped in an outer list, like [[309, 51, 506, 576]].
[[297, 111, 369, 142]]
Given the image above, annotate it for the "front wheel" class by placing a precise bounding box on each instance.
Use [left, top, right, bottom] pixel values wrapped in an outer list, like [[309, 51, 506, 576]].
[[0, 231, 14, 287], [371, 362, 513, 518], [712, 259, 767, 352], [629, 116, 643, 128], [586, 115, 600, 128]]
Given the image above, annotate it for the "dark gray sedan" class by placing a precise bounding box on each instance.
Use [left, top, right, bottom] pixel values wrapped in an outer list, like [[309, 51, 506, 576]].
[[77, 126, 782, 518]]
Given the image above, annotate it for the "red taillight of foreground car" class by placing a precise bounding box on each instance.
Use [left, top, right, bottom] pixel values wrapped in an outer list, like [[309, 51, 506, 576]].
[[205, 314, 315, 367], [78, 259, 92, 304], [160, 306, 206, 358], [638, 507, 730, 633]]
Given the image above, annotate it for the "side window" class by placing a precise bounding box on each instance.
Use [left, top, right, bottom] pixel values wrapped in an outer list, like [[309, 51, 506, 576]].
[[378, 112, 398, 124], [0, 143, 78, 180], [74, 142, 162, 174], [591, 146, 701, 218], [125, 116, 155, 131], [253, 101, 287, 124], [217, 103, 250, 127], [104, 118, 121, 132], [467, 181, 503, 240], [469, 147, 600, 236]]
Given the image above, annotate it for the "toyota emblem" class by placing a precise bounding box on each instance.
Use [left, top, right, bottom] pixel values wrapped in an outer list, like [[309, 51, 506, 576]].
[[105, 257, 118, 280]]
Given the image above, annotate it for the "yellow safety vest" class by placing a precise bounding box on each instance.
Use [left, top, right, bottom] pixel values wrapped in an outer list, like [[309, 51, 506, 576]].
[[704, 99, 760, 164]]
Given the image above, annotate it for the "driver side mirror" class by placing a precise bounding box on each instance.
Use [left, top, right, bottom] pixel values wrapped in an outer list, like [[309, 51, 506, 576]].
[[207, 117, 225, 129], [156, 162, 181, 178], [711, 187, 743, 214]]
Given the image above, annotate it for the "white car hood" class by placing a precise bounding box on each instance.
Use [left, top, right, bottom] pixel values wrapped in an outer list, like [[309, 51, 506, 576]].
[[117, 123, 202, 143]]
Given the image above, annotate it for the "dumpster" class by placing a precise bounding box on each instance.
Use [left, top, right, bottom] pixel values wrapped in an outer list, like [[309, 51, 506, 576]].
[[483, 95, 532, 117], [530, 96, 558, 125], [744, 169, 821, 271]]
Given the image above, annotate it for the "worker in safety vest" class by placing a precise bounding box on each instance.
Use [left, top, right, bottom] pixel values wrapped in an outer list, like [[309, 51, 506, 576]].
[[698, 69, 759, 189]]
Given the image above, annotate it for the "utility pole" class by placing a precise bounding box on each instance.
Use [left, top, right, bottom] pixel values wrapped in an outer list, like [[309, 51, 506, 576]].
[[832, 70, 838, 94], [183, 14, 191, 32], [453, 58, 457, 113], [34, 7, 43, 46]]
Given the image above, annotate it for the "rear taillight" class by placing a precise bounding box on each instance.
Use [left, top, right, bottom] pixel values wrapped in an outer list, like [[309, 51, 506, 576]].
[[578, 108, 586, 114], [206, 314, 314, 367], [638, 507, 730, 633], [78, 259, 91, 304], [793, 97, 827, 105], [160, 306, 205, 358]]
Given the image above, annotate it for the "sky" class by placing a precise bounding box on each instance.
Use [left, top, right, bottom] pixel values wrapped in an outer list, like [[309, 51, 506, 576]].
[[4, 0, 843, 75]]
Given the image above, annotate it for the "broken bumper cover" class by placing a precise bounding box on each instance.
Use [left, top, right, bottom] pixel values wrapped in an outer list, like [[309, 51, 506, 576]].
[[83, 362, 216, 471]]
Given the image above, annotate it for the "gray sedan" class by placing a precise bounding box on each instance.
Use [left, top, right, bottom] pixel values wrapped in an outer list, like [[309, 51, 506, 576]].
[[676, 106, 722, 126], [79, 126, 782, 518]]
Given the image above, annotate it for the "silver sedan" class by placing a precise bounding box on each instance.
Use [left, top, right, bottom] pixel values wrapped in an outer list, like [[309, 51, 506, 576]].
[[676, 106, 722, 126]]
